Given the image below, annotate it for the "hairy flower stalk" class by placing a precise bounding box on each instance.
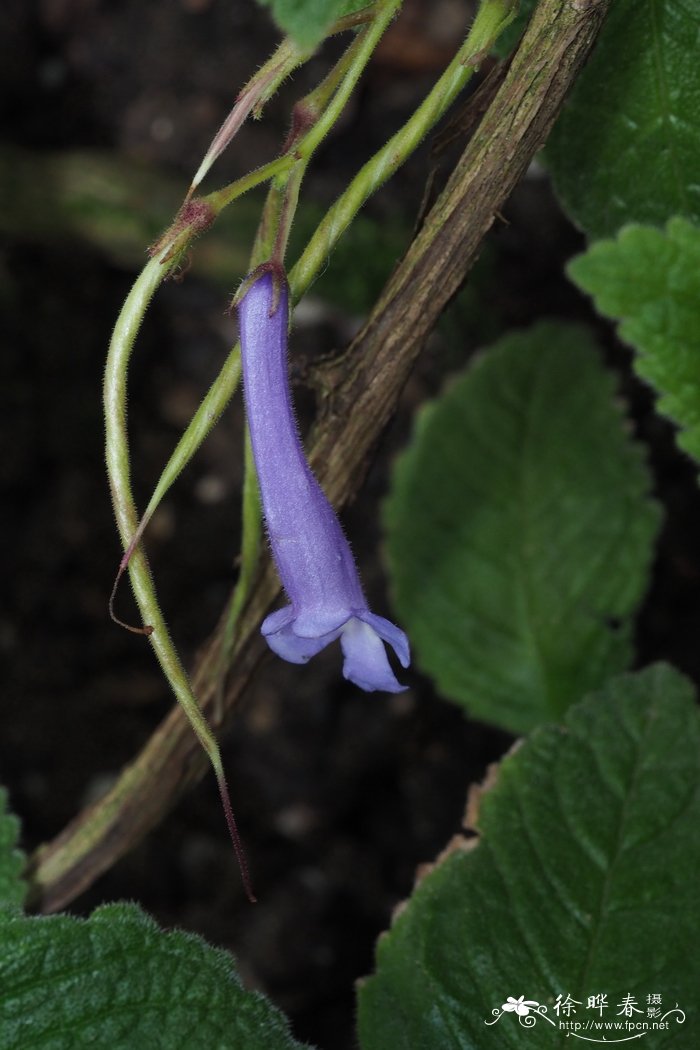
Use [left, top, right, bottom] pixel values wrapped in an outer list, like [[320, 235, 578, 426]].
[[238, 270, 410, 692]]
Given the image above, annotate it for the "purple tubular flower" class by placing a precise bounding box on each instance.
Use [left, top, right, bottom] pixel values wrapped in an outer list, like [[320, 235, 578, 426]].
[[238, 271, 410, 693]]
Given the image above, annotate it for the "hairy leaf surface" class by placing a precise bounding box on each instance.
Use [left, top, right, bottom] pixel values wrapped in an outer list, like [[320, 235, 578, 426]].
[[358, 664, 700, 1049], [547, 0, 700, 235], [385, 323, 660, 732], [0, 903, 310, 1049], [497, 0, 700, 236], [570, 217, 700, 467], [0, 789, 25, 912]]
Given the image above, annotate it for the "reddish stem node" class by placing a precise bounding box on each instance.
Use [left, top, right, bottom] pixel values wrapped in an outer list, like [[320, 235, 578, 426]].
[[281, 100, 318, 154], [148, 197, 217, 263], [230, 260, 288, 317]]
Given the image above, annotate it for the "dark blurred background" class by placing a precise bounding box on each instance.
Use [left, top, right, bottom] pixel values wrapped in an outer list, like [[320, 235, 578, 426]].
[[2, 2, 700, 1047]]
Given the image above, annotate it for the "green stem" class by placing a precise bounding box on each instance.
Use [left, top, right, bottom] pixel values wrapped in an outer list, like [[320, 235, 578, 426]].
[[32, 0, 613, 914], [217, 429, 262, 690], [190, 36, 311, 194], [291, 0, 517, 297], [302, 20, 376, 120], [272, 162, 305, 264], [141, 355, 242, 539], [204, 153, 294, 215], [213, 179, 283, 688], [295, 0, 402, 162], [126, 10, 401, 675], [121, 0, 516, 583], [188, 3, 382, 194], [108, 0, 515, 689], [104, 249, 255, 901], [203, 0, 400, 216]]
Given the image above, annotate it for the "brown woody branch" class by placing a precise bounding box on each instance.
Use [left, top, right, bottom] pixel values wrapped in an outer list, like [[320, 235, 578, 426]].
[[28, 0, 611, 913]]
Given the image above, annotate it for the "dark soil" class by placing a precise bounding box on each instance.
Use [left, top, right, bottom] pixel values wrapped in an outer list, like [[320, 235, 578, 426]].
[[3, 3, 700, 1049]]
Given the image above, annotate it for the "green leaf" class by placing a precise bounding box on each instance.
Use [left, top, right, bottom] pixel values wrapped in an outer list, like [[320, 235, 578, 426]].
[[358, 664, 700, 1050], [0, 902, 310, 1050], [569, 217, 700, 467], [384, 322, 660, 733], [0, 789, 25, 912], [544, 0, 700, 237], [257, 0, 368, 49]]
